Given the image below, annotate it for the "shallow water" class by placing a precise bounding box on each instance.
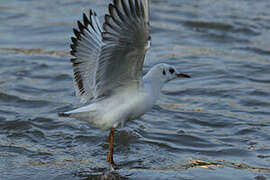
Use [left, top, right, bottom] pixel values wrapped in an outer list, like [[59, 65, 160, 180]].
[[0, 0, 270, 179]]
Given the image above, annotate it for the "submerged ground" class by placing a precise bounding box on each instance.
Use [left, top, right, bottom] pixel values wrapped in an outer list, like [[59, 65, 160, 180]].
[[0, 0, 270, 179]]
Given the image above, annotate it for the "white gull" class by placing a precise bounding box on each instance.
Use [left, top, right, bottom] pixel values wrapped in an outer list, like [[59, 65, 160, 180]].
[[59, 0, 190, 170]]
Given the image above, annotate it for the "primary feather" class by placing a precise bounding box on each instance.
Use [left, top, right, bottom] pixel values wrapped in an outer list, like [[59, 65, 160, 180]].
[[70, 10, 103, 103]]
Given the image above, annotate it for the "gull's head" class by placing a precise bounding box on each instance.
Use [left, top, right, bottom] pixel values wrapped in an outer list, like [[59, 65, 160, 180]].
[[147, 63, 190, 83]]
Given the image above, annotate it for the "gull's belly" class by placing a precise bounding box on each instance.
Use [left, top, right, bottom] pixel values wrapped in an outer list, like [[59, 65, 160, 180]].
[[98, 90, 155, 129]]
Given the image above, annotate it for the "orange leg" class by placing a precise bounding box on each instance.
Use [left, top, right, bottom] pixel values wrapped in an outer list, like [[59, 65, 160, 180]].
[[106, 127, 119, 169]]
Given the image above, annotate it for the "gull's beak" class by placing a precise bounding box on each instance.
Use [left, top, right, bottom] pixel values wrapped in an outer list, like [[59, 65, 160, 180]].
[[176, 73, 191, 78]]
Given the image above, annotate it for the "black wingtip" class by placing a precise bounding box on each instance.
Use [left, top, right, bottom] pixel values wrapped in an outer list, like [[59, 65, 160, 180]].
[[83, 13, 90, 27], [58, 112, 70, 117], [70, 58, 76, 63], [77, 20, 85, 33], [104, 14, 111, 24], [108, 3, 114, 14], [73, 28, 81, 40], [71, 37, 78, 45], [70, 50, 76, 56]]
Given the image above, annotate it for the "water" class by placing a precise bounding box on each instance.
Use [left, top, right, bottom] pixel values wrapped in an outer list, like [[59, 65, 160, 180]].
[[0, 0, 270, 179]]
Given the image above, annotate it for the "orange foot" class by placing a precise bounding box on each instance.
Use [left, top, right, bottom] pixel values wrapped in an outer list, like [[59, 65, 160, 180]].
[[106, 153, 119, 170]]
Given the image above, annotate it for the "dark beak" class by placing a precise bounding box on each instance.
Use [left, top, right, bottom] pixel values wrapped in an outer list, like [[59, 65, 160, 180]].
[[177, 73, 191, 78]]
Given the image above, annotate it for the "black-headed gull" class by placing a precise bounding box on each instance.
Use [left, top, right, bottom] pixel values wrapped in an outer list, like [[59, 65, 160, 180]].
[[59, 0, 190, 170]]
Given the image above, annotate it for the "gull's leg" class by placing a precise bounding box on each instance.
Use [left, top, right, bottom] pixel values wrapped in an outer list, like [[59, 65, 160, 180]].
[[106, 127, 118, 170]]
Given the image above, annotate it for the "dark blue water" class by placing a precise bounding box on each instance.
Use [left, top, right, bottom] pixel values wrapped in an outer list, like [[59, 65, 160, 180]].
[[0, 0, 270, 179]]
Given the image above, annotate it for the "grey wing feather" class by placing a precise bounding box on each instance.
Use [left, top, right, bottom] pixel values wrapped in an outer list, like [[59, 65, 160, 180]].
[[142, 0, 149, 25], [94, 0, 150, 98], [70, 10, 104, 103]]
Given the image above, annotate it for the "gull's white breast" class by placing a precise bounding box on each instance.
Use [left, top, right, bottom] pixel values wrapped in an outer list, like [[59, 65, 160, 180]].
[[72, 84, 157, 130]]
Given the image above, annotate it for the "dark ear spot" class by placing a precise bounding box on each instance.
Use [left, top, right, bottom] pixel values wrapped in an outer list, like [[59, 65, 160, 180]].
[[162, 69, 166, 75], [169, 68, 175, 74]]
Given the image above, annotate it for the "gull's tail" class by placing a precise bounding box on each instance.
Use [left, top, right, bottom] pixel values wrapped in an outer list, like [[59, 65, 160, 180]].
[[58, 112, 70, 117], [58, 104, 111, 129], [58, 104, 97, 119]]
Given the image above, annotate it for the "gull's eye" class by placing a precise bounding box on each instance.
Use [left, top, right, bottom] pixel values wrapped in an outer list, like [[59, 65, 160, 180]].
[[169, 68, 175, 74], [162, 69, 166, 75]]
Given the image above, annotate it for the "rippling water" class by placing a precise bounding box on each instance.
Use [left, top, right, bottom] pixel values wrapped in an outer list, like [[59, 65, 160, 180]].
[[0, 0, 270, 179]]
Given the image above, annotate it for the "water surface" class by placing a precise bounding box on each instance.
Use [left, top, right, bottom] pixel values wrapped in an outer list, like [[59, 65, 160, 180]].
[[0, 0, 270, 179]]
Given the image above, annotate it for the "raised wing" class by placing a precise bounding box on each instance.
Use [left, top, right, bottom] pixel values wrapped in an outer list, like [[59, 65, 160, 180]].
[[70, 10, 104, 103], [94, 0, 150, 98]]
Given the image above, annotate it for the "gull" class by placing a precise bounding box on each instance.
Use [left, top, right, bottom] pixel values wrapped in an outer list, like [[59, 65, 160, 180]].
[[59, 0, 190, 170]]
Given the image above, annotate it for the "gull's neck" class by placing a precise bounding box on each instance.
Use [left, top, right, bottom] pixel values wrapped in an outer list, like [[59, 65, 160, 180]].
[[143, 71, 164, 98]]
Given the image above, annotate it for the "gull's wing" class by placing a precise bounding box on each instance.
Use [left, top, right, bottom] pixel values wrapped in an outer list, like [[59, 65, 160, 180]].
[[94, 0, 150, 98], [70, 0, 150, 102], [70, 10, 104, 103]]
